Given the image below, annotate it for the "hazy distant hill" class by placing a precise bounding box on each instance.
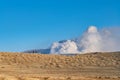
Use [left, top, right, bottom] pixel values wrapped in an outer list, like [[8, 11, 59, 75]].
[[23, 48, 50, 54]]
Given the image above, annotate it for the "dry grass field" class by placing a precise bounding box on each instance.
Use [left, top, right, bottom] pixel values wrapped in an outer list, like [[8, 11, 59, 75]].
[[0, 52, 120, 80]]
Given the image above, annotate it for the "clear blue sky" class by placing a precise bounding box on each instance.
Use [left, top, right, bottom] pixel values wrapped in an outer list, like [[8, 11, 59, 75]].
[[0, 0, 120, 52]]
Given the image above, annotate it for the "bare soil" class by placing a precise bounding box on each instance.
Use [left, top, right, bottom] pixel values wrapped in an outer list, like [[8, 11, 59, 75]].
[[0, 52, 120, 80]]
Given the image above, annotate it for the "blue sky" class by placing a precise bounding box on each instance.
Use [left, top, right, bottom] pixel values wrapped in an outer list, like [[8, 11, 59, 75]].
[[0, 0, 120, 52]]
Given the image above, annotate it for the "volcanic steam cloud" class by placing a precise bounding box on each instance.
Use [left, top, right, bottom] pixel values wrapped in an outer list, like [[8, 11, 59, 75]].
[[50, 26, 120, 54]]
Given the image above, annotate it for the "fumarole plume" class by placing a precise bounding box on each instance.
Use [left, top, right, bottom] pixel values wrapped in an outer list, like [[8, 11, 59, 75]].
[[50, 26, 120, 54]]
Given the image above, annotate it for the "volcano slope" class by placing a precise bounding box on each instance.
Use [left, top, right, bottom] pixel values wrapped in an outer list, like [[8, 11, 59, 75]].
[[0, 52, 120, 80]]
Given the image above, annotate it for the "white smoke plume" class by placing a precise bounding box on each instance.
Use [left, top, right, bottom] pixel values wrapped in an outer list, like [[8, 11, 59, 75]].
[[50, 26, 120, 54], [50, 40, 78, 54], [77, 26, 102, 52], [100, 28, 120, 52]]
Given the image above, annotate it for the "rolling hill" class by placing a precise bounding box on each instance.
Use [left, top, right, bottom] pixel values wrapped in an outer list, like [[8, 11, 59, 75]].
[[0, 52, 120, 80]]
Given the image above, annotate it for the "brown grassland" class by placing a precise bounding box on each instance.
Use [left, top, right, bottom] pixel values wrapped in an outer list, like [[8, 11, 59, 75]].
[[0, 52, 120, 80]]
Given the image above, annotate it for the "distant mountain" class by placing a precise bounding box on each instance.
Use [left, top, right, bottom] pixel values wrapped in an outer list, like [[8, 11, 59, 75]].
[[23, 49, 50, 54]]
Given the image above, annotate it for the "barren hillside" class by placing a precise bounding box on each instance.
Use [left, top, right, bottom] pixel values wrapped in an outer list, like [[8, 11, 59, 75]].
[[0, 52, 120, 80]]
